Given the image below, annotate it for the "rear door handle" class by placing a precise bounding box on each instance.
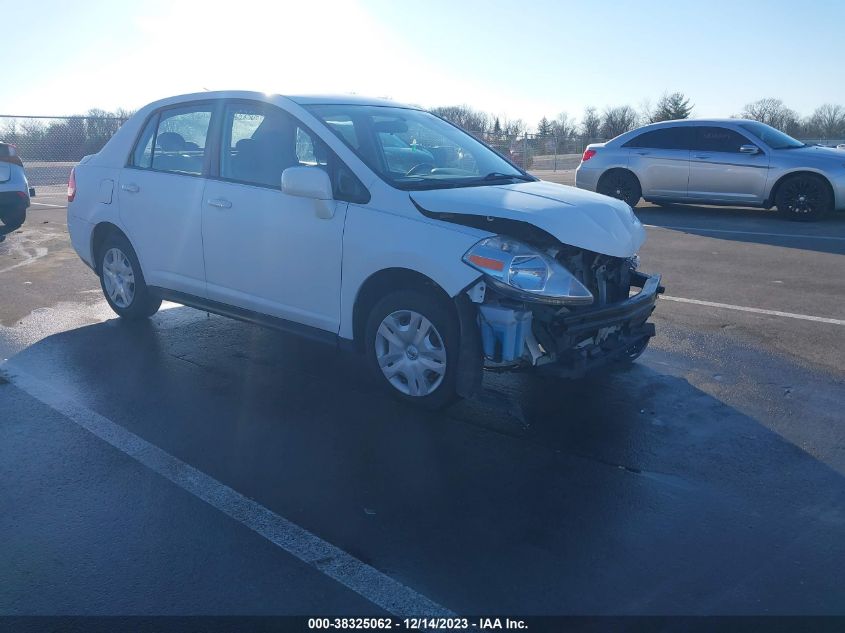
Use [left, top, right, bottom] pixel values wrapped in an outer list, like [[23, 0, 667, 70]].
[[206, 198, 232, 209], [120, 183, 139, 193], [635, 151, 650, 155]]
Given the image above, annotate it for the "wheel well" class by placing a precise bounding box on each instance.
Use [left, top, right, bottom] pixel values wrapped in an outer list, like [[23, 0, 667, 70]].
[[768, 171, 835, 208], [351, 268, 454, 351], [91, 222, 127, 274]]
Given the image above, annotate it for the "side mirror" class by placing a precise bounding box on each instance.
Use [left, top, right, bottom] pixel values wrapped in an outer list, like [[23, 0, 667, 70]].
[[739, 144, 761, 155], [281, 167, 335, 219]]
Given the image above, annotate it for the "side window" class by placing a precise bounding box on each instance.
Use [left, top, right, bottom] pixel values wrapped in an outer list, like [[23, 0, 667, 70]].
[[323, 115, 361, 150], [152, 108, 212, 175], [693, 127, 749, 153], [140, 106, 213, 175], [623, 127, 690, 150], [131, 114, 158, 168], [221, 104, 309, 188], [295, 127, 320, 165], [219, 101, 369, 202]]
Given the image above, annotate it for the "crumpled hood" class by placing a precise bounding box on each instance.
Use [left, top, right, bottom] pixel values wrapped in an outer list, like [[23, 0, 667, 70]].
[[411, 180, 646, 258]]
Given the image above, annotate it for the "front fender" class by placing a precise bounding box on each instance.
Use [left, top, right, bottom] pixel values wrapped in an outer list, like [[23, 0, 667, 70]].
[[339, 204, 485, 340]]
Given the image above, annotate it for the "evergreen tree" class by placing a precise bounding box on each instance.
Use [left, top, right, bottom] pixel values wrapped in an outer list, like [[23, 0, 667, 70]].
[[651, 92, 693, 122]]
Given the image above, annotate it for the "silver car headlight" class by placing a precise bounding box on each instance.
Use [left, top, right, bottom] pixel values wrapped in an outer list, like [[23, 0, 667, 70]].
[[463, 236, 593, 305]]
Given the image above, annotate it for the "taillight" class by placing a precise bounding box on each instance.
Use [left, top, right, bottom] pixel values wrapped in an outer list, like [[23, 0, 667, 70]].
[[67, 167, 76, 202], [581, 148, 597, 162]]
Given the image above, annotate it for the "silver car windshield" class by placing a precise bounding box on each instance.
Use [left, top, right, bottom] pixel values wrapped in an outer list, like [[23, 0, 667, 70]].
[[739, 121, 805, 150], [305, 104, 530, 190]]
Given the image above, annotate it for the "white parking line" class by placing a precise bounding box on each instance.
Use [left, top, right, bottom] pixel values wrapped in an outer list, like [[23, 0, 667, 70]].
[[662, 296, 845, 325], [644, 224, 845, 242], [30, 202, 67, 208], [2, 365, 454, 618]]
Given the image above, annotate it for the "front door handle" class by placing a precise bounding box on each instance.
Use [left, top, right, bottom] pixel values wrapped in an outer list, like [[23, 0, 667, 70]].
[[207, 198, 232, 209], [693, 155, 711, 160], [635, 151, 650, 155], [120, 183, 139, 193]]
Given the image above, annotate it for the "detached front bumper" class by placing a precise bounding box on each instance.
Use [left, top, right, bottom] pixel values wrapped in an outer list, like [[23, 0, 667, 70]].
[[534, 271, 663, 378]]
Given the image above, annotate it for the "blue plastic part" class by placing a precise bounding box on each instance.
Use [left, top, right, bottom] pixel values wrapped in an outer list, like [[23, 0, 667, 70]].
[[478, 304, 532, 362]]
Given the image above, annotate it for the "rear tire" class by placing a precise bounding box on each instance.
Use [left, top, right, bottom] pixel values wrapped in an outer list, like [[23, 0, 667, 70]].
[[1, 207, 26, 231], [97, 232, 161, 319], [365, 288, 460, 409], [597, 170, 642, 207], [775, 174, 832, 222]]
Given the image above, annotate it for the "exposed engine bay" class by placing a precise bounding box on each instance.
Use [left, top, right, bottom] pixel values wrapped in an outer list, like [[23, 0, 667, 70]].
[[466, 240, 659, 376], [416, 204, 662, 378]]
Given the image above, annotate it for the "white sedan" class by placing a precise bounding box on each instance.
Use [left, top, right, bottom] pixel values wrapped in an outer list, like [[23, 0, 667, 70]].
[[67, 91, 661, 407]]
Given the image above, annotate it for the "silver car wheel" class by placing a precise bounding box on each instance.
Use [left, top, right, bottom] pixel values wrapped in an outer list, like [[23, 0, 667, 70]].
[[375, 309, 447, 397], [102, 247, 136, 308]]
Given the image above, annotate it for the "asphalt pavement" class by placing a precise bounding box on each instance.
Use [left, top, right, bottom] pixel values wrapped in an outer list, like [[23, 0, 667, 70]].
[[1, 179, 844, 616]]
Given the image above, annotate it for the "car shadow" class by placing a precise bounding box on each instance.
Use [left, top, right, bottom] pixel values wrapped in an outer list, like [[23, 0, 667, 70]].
[[4, 306, 845, 613], [635, 203, 845, 256]]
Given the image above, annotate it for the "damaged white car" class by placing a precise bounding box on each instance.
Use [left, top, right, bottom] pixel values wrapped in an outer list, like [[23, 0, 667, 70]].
[[67, 92, 662, 408]]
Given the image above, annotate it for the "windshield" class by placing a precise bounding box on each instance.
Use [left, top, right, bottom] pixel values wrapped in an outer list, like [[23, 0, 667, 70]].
[[305, 104, 531, 190], [739, 121, 805, 149]]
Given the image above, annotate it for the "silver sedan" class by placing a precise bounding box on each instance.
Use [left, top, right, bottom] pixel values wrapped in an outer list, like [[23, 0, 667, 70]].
[[575, 119, 845, 221]]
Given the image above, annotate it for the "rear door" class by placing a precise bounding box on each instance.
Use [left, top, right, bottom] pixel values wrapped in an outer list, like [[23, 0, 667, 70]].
[[624, 126, 691, 199], [687, 126, 770, 204], [118, 103, 214, 297]]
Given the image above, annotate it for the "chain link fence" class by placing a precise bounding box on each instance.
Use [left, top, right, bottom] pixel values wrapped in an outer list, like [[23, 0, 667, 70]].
[[467, 131, 605, 171], [4, 114, 843, 195], [0, 114, 129, 194]]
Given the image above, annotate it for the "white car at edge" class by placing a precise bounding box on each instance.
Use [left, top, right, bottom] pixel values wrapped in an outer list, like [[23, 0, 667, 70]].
[[67, 91, 662, 408]]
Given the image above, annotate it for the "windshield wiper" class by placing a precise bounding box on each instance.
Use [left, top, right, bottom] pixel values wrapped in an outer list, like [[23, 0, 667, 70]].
[[481, 172, 534, 181]]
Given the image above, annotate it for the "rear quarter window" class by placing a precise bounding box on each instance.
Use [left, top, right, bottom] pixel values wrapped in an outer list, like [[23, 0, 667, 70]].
[[622, 127, 691, 150]]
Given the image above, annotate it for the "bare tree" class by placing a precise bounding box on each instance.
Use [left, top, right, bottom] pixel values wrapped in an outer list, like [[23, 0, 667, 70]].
[[430, 105, 490, 134], [639, 98, 654, 125], [807, 104, 845, 139], [739, 98, 800, 132], [601, 105, 639, 138], [500, 117, 526, 138], [581, 106, 601, 139], [552, 112, 577, 140]]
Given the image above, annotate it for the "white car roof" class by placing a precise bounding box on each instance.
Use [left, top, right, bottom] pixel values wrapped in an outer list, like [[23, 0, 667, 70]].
[[143, 90, 420, 110]]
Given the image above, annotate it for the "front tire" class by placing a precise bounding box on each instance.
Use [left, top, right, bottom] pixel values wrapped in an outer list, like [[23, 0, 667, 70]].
[[618, 337, 649, 365], [776, 174, 832, 221], [365, 289, 459, 409], [98, 232, 161, 319], [597, 169, 642, 207]]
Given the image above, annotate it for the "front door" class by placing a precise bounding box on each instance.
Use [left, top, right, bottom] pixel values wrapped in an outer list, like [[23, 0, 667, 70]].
[[687, 126, 770, 204], [201, 101, 347, 334]]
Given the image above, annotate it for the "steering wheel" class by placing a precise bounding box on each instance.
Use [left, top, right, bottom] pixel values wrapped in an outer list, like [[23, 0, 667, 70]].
[[406, 162, 436, 176]]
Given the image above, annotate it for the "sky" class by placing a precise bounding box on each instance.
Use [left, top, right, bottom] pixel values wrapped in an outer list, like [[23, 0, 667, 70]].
[[2, 0, 843, 129]]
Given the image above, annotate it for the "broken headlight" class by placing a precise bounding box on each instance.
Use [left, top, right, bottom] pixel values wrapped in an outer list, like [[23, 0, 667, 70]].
[[463, 236, 593, 305]]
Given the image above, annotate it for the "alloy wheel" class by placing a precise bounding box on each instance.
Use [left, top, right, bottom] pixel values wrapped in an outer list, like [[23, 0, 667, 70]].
[[782, 178, 821, 216]]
